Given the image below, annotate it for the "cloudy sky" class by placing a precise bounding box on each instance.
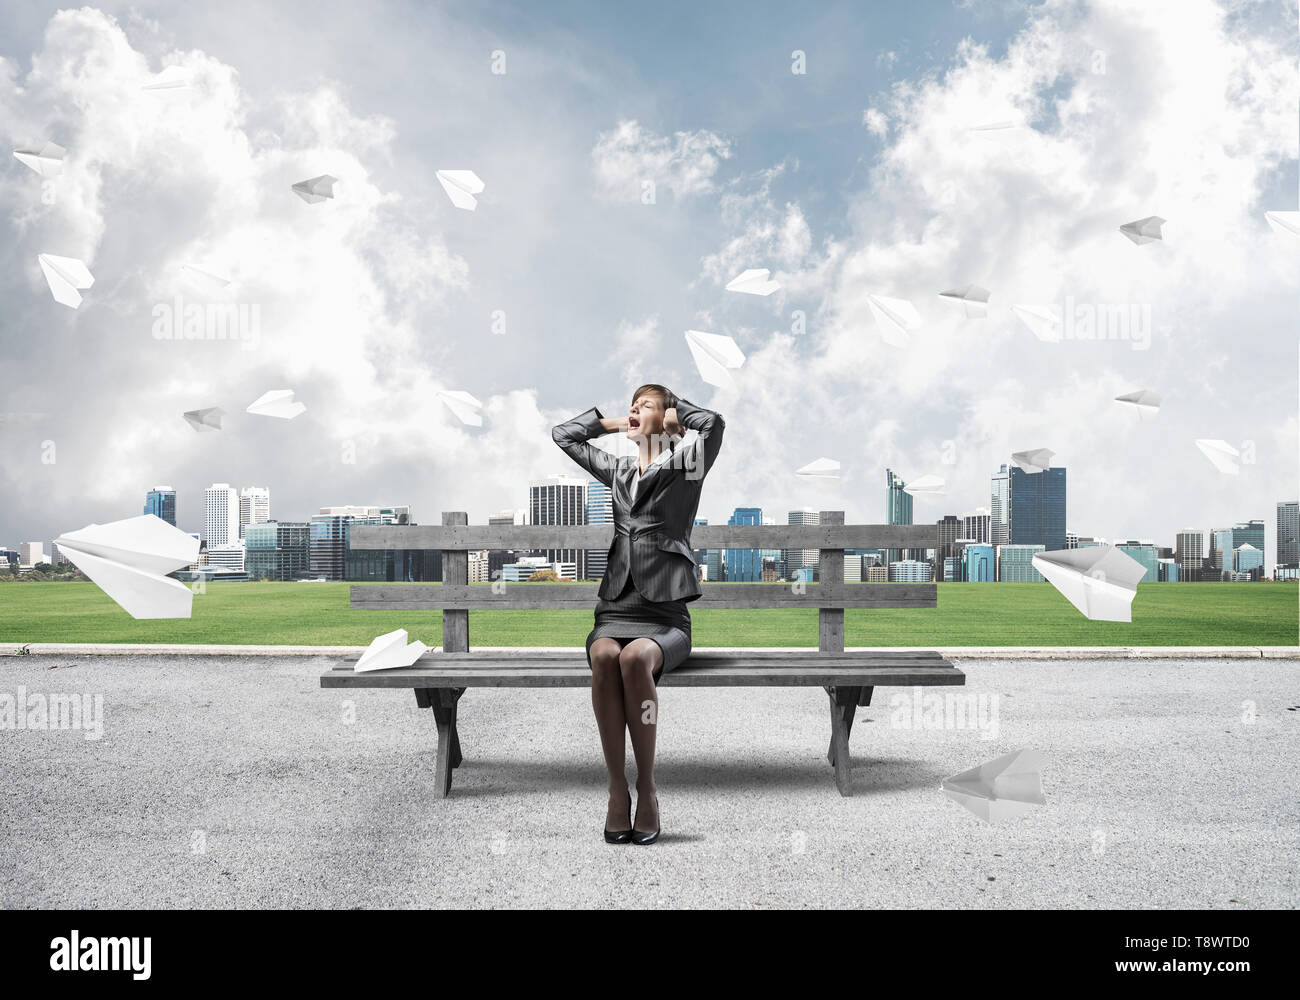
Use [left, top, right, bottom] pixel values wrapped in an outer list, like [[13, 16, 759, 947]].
[[0, 0, 1295, 564]]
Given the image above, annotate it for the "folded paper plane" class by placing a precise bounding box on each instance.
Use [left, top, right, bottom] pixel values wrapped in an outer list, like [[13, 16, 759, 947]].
[[1264, 210, 1300, 239], [246, 390, 306, 419], [1033, 545, 1146, 621], [436, 170, 485, 211], [142, 66, 189, 90], [796, 457, 840, 478], [866, 293, 922, 348], [1195, 438, 1239, 474], [1114, 389, 1160, 415], [1012, 303, 1061, 342], [183, 407, 226, 431], [902, 474, 946, 496], [684, 329, 746, 388], [54, 514, 201, 619], [356, 628, 431, 672], [181, 264, 231, 293], [1011, 448, 1054, 473], [38, 254, 94, 309], [1120, 215, 1165, 245], [938, 284, 989, 318], [436, 389, 483, 426], [292, 175, 337, 204], [13, 141, 65, 177], [942, 748, 1047, 823], [726, 268, 780, 296]]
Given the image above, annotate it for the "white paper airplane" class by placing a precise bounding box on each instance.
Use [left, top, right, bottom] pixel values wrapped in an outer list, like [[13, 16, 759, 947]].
[[969, 118, 1024, 132], [1012, 304, 1061, 342], [436, 170, 485, 211], [246, 390, 306, 420], [938, 284, 990, 318], [902, 474, 946, 496], [1195, 438, 1239, 475], [1033, 545, 1146, 622], [183, 407, 226, 432], [866, 294, 922, 347], [1114, 389, 1160, 416], [725, 268, 781, 296], [942, 748, 1047, 823], [684, 330, 746, 388], [1011, 448, 1054, 473], [54, 514, 201, 619], [796, 457, 841, 478], [292, 175, 337, 204], [1264, 211, 1300, 239], [355, 628, 431, 673], [142, 66, 190, 90], [181, 264, 231, 293], [37, 254, 94, 309], [435, 389, 483, 426], [1120, 215, 1165, 245], [13, 141, 65, 177]]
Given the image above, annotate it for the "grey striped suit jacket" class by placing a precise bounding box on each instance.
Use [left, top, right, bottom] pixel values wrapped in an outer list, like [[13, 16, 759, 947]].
[[551, 397, 726, 603]]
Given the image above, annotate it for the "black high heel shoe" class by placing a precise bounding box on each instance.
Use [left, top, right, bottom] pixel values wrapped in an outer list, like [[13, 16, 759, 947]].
[[631, 792, 661, 845], [604, 790, 633, 844]]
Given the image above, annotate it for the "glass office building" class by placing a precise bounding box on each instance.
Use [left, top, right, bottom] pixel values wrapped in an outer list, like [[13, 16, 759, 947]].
[[144, 486, 177, 526], [1008, 466, 1067, 552], [1276, 502, 1299, 566], [997, 544, 1045, 582], [245, 521, 311, 581], [885, 469, 913, 564], [725, 507, 764, 582], [1116, 542, 1159, 583], [964, 543, 995, 582]]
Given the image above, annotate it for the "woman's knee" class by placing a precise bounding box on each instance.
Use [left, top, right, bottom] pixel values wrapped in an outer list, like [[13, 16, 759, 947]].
[[618, 641, 659, 683], [589, 639, 622, 682]]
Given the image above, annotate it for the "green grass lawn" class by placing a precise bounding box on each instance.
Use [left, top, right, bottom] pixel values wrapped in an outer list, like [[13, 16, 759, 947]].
[[0, 580, 1295, 646]]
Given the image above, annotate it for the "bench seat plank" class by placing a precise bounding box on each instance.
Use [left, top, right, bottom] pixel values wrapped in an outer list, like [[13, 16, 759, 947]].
[[321, 659, 964, 689]]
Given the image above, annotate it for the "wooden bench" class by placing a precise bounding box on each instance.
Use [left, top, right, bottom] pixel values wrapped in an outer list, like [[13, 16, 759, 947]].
[[320, 510, 964, 796]]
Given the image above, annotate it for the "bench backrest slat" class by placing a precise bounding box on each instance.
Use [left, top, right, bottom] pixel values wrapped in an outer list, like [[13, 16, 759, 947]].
[[348, 510, 940, 655]]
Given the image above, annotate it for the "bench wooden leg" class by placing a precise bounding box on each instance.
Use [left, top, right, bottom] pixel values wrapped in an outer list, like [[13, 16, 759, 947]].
[[416, 687, 465, 796], [824, 685, 862, 796]]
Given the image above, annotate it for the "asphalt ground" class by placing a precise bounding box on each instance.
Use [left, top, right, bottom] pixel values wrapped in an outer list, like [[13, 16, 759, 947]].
[[2, 652, 1296, 908]]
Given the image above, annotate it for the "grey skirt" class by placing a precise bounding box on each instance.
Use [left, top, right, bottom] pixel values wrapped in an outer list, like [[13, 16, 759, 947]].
[[584, 576, 692, 680]]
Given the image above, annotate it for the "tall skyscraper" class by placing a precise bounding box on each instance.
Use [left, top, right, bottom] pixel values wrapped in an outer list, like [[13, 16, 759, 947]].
[[530, 474, 588, 581], [885, 469, 913, 564], [239, 487, 271, 539], [1176, 529, 1205, 581], [1277, 501, 1299, 566], [785, 508, 820, 580], [990, 466, 1010, 546], [1007, 465, 1067, 551], [936, 515, 962, 569], [585, 480, 613, 582], [143, 486, 177, 526], [203, 483, 239, 546], [725, 507, 764, 582]]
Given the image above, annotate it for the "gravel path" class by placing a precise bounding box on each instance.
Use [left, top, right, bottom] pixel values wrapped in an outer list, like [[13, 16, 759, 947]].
[[1, 653, 1296, 908]]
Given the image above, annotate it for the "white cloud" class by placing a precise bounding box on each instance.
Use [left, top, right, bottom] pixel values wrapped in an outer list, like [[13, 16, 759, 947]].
[[590, 118, 732, 201]]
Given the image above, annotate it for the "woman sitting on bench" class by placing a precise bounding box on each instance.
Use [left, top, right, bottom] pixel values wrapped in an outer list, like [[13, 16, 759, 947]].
[[551, 384, 726, 845]]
